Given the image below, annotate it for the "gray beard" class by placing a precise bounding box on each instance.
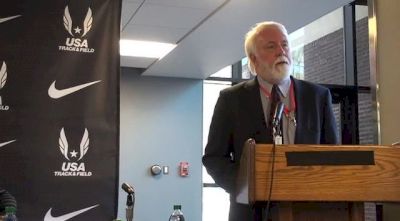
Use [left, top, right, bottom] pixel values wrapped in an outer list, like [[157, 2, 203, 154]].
[[270, 64, 291, 83]]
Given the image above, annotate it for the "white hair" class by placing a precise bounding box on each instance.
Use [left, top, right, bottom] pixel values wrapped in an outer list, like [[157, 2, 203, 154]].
[[244, 21, 289, 74]]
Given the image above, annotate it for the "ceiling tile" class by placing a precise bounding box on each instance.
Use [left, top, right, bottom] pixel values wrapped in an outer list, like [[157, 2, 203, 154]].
[[121, 56, 157, 68], [121, 1, 141, 28], [130, 4, 208, 29], [123, 0, 143, 3], [145, 0, 225, 10], [121, 24, 187, 43]]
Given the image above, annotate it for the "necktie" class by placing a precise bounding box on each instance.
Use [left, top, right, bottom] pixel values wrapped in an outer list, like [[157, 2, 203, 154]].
[[269, 84, 281, 129]]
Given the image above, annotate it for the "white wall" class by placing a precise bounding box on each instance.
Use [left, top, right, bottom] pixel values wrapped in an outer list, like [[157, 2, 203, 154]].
[[374, 0, 400, 220], [118, 70, 203, 221]]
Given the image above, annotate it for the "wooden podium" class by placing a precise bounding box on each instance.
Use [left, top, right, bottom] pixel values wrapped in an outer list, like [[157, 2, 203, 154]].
[[236, 139, 400, 221]]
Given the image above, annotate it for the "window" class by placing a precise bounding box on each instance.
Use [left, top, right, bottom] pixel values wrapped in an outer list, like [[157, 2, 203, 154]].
[[202, 79, 231, 221], [209, 66, 232, 79], [290, 8, 345, 85]]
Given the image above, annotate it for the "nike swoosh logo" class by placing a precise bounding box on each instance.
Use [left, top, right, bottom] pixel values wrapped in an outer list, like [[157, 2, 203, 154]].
[[44, 204, 99, 221], [0, 140, 16, 148], [48, 80, 101, 99], [0, 15, 21, 24]]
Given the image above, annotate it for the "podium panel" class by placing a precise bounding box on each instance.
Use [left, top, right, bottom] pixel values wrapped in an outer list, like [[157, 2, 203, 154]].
[[271, 202, 364, 221], [236, 141, 400, 220]]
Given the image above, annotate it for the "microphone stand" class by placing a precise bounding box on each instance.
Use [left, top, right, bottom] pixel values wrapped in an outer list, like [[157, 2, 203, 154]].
[[263, 119, 282, 221], [126, 193, 134, 221]]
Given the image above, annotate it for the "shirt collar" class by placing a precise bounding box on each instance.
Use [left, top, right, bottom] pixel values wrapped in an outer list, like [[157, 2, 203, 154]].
[[257, 75, 291, 97]]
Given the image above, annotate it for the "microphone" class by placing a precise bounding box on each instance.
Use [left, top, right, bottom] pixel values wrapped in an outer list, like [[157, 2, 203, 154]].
[[121, 183, 135, 221], [122, 182, 135, 194], [272, 102, 284, 128]]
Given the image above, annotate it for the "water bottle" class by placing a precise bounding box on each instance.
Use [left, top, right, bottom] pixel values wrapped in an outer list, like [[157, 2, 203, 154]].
[[4, 207, 17, 221], [168, 205, 185, 221]]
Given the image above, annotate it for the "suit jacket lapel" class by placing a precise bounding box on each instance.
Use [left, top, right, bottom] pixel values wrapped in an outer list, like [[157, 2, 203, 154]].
[[292, 77, 304, 143], [243, 77, 269, 143]]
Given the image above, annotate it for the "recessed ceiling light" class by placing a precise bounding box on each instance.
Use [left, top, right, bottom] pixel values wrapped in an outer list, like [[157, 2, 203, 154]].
[[120, 39, 177, 59]]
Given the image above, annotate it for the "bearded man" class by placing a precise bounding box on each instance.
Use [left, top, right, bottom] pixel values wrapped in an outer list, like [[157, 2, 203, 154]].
[[202, 21, 339, 221]]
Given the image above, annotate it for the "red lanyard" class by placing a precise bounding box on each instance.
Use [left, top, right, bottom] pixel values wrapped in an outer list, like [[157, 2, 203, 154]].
[[259, 81, 296, 117]]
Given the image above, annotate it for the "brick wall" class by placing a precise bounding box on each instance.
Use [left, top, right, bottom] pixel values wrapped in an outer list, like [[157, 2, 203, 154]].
[[303, 17, 375, 144], [304, 28, 345, 85]]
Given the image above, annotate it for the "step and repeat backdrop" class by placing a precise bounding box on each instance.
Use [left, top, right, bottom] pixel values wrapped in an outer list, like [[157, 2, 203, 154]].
[[0, 0, 120, 220]]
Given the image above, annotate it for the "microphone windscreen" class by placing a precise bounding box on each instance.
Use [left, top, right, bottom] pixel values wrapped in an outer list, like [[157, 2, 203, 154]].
[[122, 182, 134, 194], [272, 102, 284, 127]]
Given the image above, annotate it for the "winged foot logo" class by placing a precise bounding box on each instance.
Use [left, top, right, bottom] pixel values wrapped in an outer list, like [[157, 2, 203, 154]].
[[58, 6, 95, 53], [54, 128, 92, 177], [0, 61, 10, 111]]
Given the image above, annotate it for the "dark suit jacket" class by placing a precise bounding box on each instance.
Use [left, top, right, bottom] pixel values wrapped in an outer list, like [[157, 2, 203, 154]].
[[202, 76, 339, 199]]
